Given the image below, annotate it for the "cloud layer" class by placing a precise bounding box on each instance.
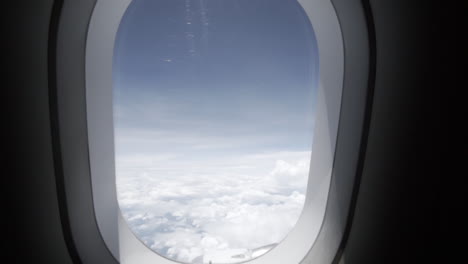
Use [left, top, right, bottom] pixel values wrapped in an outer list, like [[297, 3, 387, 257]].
[[117, 151, 311, 263]]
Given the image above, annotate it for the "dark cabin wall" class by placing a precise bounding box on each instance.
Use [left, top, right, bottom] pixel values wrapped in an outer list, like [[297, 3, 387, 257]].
[[338, 1, 444, 263], [6, 1, 74, 264]]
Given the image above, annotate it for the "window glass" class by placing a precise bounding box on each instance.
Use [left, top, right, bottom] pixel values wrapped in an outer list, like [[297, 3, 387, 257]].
[[114, 0, 318, 263]]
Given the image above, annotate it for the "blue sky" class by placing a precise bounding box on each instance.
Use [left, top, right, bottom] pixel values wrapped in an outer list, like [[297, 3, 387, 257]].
[[113, 0, 318, 263]]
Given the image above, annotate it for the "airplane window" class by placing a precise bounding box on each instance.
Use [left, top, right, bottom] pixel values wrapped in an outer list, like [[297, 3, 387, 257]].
[[113, 0, 318, 263]]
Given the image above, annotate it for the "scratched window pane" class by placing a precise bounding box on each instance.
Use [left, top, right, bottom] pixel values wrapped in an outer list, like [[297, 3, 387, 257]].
[[113, 0, 318, 263]]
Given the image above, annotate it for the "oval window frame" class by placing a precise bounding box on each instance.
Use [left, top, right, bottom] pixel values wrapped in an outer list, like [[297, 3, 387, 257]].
[[53, 0, 372, 263], [86, 0, 343, 263]]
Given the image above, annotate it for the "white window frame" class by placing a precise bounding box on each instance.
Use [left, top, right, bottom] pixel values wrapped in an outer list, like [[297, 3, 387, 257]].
[[80, 0, 368, 263]]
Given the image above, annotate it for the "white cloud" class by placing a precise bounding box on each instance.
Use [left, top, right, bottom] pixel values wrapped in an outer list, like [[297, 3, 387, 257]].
[[117, 151, 311, 263], [269, 158, 310, 192]]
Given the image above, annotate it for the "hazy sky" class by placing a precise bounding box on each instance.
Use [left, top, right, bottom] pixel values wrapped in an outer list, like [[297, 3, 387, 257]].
[[113, 0, 318, 263]]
